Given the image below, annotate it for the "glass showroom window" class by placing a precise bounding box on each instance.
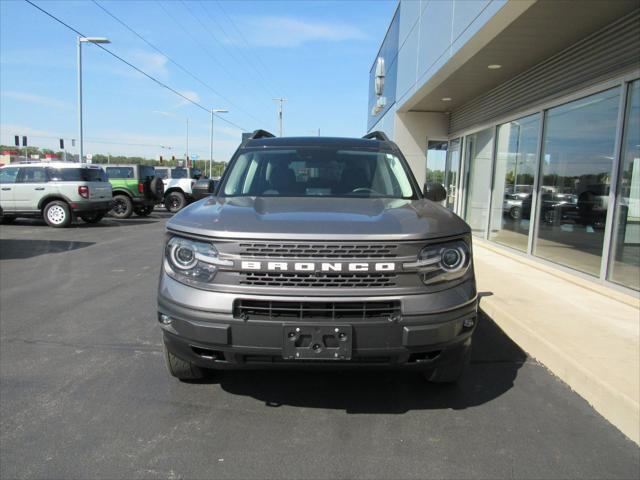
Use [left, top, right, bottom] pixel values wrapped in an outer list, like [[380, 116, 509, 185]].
[[608, 80, 640, 291], [446, 138, 462, 211], [489, 114, 540, 252], [426, 140, 448, 186], [464, 128, 494, 236], [534, 88, 621, 276]]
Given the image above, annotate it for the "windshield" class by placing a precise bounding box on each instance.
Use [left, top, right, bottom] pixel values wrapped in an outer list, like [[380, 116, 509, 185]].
[[222, 147, 416, 198]]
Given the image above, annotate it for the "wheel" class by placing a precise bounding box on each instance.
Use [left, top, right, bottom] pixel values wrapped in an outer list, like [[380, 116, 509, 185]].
[[110, 194, 133, 219], [163, 342, 205, 381], [80, 211, 106, 224], [509, 206, 522, 220], [424, 346, 471, 384], [43, 201, 72, 228], [133, 205, 154, 217], [0, 215, 16, 224], [165, 191, 186, 213]]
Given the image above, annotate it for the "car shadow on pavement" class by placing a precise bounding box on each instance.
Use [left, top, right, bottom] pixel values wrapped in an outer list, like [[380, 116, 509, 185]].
[[0, 239, 95, 260], [218, 312, 527, 413]]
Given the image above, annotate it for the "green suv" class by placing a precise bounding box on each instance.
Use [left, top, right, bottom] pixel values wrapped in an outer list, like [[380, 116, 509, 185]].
[[104, 164, 164, 219]]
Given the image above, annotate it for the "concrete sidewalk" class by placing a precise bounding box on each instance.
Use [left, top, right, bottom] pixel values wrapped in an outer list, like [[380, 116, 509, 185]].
[[473, 239, 640, 444]]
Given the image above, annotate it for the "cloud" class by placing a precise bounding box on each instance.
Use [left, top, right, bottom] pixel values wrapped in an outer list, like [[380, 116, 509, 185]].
[[173, 90, 201, 109], [2, 91, 72, 111], [128, 49, 169, 78], [239, 16, 367, 47]]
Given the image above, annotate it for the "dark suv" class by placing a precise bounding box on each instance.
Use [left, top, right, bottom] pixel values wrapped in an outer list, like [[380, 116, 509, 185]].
[[158, 131, 477, 383]]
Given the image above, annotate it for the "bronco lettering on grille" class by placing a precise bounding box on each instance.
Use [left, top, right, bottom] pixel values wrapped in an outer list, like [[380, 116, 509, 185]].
[[240, 261, 396, 272]]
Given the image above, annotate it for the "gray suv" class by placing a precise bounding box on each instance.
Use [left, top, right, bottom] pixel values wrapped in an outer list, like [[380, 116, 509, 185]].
[[0, 163, 112, 227], [158, 131, 477, 383]]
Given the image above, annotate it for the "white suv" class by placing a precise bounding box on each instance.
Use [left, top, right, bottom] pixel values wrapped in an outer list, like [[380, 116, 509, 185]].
[[154, 167, 201, 213], [0, 163, 112, 227]]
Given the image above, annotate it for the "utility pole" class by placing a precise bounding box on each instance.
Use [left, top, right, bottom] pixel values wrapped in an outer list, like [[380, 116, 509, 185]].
[[186, 117, 189, 164], [210, 109, 228, 178], [272, 98, 287, 136]]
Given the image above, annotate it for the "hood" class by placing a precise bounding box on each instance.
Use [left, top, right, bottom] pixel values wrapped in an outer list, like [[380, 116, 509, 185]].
[[167, 196, 470, 241]]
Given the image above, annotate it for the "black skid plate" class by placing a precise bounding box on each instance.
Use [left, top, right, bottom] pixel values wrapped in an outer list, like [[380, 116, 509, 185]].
[[282, 325, 352, 360]]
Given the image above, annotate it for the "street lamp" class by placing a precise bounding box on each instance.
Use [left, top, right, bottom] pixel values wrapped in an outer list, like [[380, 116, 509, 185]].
[[78, 36, 110, 163], [210, 109, 228, 178]]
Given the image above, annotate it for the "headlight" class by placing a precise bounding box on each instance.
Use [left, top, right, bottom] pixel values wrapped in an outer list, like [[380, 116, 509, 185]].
[[165, 236, 232, 287], [404, 240, 471, 285]]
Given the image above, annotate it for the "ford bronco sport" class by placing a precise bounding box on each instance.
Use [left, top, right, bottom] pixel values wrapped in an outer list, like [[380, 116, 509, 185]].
[[158, 131, 477, 383], [105, 164, 164, 219], [0, 163, 112, 227]]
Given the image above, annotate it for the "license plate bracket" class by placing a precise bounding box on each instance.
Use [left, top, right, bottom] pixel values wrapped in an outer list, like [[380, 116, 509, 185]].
[[282, 325, 352, 360]]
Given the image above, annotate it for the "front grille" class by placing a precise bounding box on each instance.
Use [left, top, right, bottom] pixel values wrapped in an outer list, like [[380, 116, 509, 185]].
[[234, 299, 401, 322], [238, 242, 398, 259], [239, 272, 398, 288]]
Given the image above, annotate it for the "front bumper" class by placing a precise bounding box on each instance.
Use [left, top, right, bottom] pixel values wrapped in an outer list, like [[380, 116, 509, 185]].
[[70, 200, 113, 213], [158, 273, 478, 370]]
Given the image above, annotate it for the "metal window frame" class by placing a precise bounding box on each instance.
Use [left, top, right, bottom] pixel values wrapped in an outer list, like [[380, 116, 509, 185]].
[[449, 68, 640, 294]]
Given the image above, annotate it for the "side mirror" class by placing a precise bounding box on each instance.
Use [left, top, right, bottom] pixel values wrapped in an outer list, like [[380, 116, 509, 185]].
[[192, 179, 217, 201], [423, 182, 447, 202]]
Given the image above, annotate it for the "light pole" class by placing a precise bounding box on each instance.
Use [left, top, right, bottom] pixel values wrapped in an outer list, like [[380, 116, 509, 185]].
[[78, 36, 110, 163], [210, 109, 228, 178]]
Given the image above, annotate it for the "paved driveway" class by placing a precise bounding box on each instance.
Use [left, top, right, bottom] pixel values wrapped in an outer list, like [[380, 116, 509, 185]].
[[1, 214, 638, 479]]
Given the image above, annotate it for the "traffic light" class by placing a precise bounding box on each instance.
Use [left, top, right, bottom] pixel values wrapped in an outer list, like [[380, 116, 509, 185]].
[[22, 136, 27, 147], [59, 139, 64, 149], [159, 155, 163, 164], [14, 136, 19, 147], [171, 155, 175, 161]]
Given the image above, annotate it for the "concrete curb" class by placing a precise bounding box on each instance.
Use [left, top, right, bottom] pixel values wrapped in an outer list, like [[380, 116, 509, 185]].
[[480, 298, 640, 445]]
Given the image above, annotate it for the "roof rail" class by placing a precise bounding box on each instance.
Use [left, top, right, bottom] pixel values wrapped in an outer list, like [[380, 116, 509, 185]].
[[362, 131, 390, 142], [249, 129, 276, 140]]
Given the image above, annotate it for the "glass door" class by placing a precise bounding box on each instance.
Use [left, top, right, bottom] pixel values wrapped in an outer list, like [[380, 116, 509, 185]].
[[445, 138, 461, 211]]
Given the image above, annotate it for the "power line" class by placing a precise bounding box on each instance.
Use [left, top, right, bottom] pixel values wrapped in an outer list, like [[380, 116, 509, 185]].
[[91, 0, 268, 128], [92, 0, 261, 127], [23, 0, 248, 132], [195, 1, 277, 99], [214, 0, 281, 95], [156, 0, 274, 119]]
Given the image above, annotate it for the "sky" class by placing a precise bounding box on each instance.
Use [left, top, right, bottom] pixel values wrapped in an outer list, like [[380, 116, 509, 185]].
[[0, 0, 397, 161]]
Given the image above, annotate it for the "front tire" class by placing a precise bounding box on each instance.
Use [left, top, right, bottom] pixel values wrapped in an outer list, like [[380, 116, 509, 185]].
[[165, 191, 186, 213], [110, 194, 133, 219], [133, 205, 154, 217], [80, 211, 106, 224], [43, 201, 72, 228], [163, 342, 205, 381]]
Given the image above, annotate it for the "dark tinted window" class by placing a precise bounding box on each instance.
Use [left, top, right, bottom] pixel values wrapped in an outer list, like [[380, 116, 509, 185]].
[[171, 168, 188, 179], [17, 167, 47, 183], [139, 166, 155, 179], [223, 148, 416, 198], [48, 168, 108, 182], [0, 167, 20, 184], [106, 167, 134, 179]]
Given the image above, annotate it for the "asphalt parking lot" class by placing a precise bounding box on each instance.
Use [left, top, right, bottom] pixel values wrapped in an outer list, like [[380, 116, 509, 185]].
[[1, 213, 638, 480]]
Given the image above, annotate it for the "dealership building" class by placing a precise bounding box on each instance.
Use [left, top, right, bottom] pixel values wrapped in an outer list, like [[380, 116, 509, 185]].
[[367, 0, 640, 443], [368, 0, 640, 294]]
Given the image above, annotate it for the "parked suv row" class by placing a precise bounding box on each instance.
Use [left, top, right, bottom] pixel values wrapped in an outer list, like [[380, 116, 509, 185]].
[[0, 163, 113, 227]]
